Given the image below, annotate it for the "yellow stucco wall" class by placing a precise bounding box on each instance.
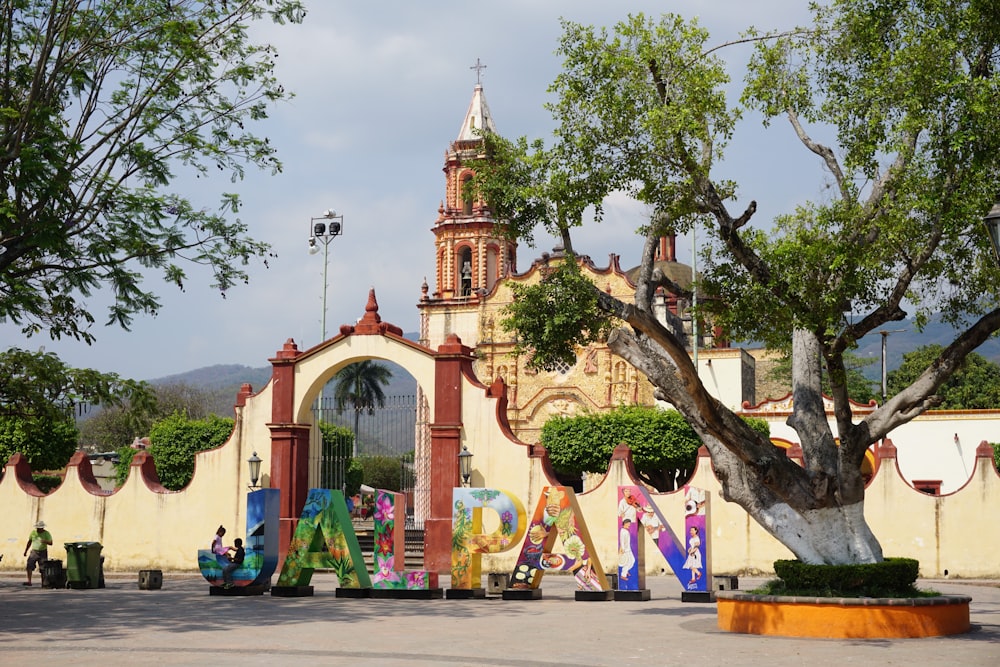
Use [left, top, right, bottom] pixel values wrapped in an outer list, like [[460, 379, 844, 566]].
[[2, 331, 999, 579]]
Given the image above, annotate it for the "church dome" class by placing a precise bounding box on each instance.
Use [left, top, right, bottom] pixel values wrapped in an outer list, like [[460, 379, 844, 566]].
[[625, 260, 696, 292]]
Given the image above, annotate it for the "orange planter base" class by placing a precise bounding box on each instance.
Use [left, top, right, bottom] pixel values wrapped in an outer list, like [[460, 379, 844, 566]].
[[716, 592, 971, 639]]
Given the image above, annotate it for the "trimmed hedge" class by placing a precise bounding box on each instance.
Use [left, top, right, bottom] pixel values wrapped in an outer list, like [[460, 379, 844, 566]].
[[773, 558, 920, 597], [31, 474, 64, 494]]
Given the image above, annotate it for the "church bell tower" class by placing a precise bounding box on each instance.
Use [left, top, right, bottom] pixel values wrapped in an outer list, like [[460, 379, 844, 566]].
[[429, 67, 516, 302]]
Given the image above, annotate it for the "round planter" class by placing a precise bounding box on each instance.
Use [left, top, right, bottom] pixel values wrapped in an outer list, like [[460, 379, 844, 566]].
[[716, 591, 971, 639]]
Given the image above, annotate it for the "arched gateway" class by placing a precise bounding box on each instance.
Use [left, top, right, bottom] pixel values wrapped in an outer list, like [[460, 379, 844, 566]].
[[5, 290, 998, 578], [267, 289, 537, 570]]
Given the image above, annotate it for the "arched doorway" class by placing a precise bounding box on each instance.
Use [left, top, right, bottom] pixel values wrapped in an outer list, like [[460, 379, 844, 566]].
[[310, 359, 427, 528]]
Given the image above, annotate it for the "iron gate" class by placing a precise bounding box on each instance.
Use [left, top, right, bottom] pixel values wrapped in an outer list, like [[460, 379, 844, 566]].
[[312, 393, 425, 526]]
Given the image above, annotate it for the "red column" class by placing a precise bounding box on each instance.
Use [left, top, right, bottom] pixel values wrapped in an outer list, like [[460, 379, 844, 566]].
[[268, 339, 309, 564], [268, 424, 311, 562], [424, 334, 474, 572]]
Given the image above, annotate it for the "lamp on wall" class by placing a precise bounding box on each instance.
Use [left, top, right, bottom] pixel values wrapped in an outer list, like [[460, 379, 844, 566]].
[[247, 452, 262, 489], [985, 199, 1000, 264], [458, 445, 473, 487]]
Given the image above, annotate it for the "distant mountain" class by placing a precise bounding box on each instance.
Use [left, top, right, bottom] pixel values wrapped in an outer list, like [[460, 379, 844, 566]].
[[152, 363, 273, 391], [151, 322, 1000, 415], [148, 334, 420, 416], [851, 317, 1000, 380]]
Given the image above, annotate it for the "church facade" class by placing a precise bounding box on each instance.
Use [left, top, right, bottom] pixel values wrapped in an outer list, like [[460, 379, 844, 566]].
[[417, 83, 752, 447]]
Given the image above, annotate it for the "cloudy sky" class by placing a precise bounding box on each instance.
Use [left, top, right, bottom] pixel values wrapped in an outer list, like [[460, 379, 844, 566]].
[[5, 1, 818, 381]]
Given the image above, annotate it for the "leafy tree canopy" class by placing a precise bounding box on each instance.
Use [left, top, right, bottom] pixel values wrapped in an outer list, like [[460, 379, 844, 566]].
[[78, 382, 213, 451], [356, 454, 404, 493], [0, 347, 152, 421], [542, 406, 769, 491], [887, 345, 1000, 409], [0, 347, 153, 470], [333, 361, 393, 416], [0, 415, 78, 472], [0, 0, 304, 343], [767, 352, 878, 405], [332, 360, 393, 456], [471, 2, 1000, 565], [502, 261, 616, 370], [116, 412, 234, 489]]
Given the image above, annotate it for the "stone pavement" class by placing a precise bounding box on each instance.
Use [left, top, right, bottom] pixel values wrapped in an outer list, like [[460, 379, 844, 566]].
[[1, 572, 998, 666]]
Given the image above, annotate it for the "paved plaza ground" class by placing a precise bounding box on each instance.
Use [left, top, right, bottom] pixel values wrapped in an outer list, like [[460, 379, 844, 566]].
[[1, 572, 999, 666]]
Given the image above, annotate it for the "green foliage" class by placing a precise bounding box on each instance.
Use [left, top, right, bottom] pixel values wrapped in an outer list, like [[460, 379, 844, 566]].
[[333, 362, 393, 416], [0, 416, 78, 471], [0, 0, 305, 343], [319, 422, 355, 458], [79, 382, 214, 451], [769, 558, 921, 598], [318, 422, 363, 496], [356, 455, 404, 492], [501, 261, 615, 370], [768, 352, 878, 404], [543, 14, 736, 224], [742, 416, 772, 439], [345, 458, 364, 498], [31, 474, 64, 494], [113, 447, 138, 488], [887, 345, 1000, 409], [79, 407, 151, 453], [452, 2, 1000, 563], [992, 443, 1000, 473], [332, 361, 393, 454], [488, 4, 1000, 419], [0, 348, 152, 423], [541, 406, 770, 491], [130, 413, 235, 490], [0, 347, 151, 471], [723, 0, 1000, 342]]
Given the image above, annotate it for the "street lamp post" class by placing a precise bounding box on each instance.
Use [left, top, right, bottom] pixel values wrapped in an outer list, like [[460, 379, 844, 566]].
[[308, 210, 344, 341], [309, 210, 343, 476]]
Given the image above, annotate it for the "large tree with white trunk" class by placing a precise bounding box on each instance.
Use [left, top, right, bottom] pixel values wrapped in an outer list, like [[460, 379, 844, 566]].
[[475, 2, 1000, 564]]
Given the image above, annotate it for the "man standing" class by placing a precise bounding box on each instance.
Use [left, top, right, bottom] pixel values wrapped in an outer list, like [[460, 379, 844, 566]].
[[23, 521, 53, 586]]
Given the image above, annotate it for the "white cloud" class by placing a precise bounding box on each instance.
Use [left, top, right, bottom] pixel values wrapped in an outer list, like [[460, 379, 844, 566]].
[[6, 1, 815, 380]]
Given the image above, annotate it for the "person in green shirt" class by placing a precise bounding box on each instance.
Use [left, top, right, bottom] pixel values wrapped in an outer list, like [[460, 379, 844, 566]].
[[23, 521, 53, 586]]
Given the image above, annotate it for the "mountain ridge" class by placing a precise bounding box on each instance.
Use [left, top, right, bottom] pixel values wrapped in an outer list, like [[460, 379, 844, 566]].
[[146, 321, 1000, 414]]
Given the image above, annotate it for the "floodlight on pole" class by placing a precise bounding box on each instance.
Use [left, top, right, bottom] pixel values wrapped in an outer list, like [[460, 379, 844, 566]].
[[308, 209, 344, 342]]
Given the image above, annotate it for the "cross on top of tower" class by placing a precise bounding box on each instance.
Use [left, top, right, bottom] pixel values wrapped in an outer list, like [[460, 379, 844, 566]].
[[470, 58, 487, 85]]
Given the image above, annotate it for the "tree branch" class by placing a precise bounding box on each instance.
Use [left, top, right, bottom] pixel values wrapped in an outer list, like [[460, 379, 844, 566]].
[[862, 307, 1000, 439], [786, 106, 850, 201]]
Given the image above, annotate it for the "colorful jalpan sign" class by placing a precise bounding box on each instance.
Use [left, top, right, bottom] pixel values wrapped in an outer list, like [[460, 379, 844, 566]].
[[449, 485, 709, 594], [615, 485, 710, 594], [276, 488, 437, 591], [201, 485, 709, 596]]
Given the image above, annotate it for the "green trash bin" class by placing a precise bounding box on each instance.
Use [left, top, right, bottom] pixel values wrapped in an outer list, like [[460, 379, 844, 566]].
[[64, 542, 103, 589]]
